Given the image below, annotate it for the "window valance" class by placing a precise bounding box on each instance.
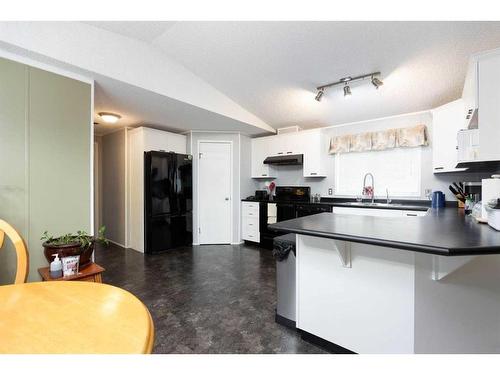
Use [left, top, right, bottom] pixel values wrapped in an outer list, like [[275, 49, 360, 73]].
[[329, 124, 428, 154]]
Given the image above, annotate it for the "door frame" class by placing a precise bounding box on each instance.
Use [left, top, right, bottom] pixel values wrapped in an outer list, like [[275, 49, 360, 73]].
[[196, 140, 233, 245]]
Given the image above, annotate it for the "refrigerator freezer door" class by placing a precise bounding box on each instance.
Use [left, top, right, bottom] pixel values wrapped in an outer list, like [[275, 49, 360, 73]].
[[174, 153, 193, 214], [148, 152, 176, 216], [148, 214, 192, 253]]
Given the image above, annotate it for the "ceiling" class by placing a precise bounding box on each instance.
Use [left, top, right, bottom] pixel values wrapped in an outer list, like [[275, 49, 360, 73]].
[[88, 21, 500, 130], [93, 73, 271, 136]]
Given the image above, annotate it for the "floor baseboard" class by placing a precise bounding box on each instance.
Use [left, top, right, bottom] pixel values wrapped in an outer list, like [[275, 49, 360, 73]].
[[299, 330, 356, 354]]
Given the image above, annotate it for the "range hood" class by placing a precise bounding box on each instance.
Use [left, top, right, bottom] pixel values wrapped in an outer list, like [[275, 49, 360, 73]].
[[456, 160, 500, 172], [263, 154, 303, 165]]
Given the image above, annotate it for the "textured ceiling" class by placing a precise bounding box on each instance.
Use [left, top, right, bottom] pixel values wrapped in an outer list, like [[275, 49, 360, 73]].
[[88, 21, 500, 129]]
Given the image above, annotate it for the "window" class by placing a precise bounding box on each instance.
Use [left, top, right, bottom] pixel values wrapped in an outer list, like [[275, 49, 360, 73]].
[[334, 147, 421, 197]]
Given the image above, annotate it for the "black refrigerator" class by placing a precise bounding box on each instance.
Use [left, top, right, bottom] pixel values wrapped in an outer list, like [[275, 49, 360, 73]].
[[144, 151, 193, 253]]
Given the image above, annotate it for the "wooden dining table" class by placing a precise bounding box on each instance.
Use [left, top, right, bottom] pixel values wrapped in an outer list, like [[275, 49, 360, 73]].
[[0, 281, 154, 354]]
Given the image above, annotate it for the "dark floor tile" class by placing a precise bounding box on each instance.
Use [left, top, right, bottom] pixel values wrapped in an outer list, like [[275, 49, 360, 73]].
[[95, 242, 325, 354]]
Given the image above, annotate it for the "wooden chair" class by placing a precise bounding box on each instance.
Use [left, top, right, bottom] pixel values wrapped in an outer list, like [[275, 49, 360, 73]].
[[0, 219, 29, 283]]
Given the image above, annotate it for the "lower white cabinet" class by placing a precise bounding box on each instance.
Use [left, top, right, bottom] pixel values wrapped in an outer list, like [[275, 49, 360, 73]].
[[242, 202, 260, 242]]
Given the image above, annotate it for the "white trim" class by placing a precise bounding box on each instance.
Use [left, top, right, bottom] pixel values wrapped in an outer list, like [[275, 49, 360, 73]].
[[90, 80, 95, 236], [196, 139, 234, 245], [237, 134, 242, 242], [106, 238, 126, 249], [124, 128, 129, 248], [254, 109, 432, 140], [0, 47, 93, 84]]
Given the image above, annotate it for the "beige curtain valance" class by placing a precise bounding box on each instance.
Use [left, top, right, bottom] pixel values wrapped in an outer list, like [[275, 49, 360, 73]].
[[329, 124, 428, 154]]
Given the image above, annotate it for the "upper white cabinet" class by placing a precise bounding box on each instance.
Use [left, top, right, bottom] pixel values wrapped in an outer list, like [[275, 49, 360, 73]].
[[477, 52, 500, 161], [431, 99, 467, 173], [462, 59, 479, 129], [251, 137, 277, 178], [301, 129, 327, 178], [250, 129, 327, 178], [270, 133, 303, 156], [460, 49, 500, 162]]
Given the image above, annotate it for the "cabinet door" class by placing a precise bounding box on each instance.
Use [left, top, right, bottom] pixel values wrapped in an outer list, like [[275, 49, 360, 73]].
[[251, 137, 276, 178], [478, 53, 500, 161], [462, 60, 478, 128], [302, 130, 327, 177], [431, 99, 467, 173]]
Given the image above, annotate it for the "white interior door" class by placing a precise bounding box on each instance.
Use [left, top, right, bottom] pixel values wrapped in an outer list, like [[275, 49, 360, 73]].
[[198, 141, 232, 244]]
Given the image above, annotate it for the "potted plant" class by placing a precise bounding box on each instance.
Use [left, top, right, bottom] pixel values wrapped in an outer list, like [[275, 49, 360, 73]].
[[41, 226, 108, 269]]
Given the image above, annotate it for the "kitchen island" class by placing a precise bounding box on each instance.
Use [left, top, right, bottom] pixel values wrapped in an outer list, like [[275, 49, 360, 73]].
[[269, 208, 500, 353]]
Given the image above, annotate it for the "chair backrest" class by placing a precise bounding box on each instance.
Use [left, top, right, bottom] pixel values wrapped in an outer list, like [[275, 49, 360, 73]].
[[0, 219, 29, 284]]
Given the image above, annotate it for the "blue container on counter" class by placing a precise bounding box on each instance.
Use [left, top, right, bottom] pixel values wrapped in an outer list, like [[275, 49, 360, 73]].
[[431, 191, 445, 208]]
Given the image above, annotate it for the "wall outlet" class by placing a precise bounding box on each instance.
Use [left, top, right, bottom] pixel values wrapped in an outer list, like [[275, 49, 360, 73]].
[[328, 188, 333, 196]]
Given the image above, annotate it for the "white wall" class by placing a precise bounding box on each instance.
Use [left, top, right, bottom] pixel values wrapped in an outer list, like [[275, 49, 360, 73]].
[[255, 111, 492, 202], [188, 131, 255, 244], [102, 129, 127, 246]]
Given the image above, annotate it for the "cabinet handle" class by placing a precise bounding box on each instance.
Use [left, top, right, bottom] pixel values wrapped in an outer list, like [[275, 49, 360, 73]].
[[406, 213, 417, 217], [468, 109, 473, 114], [466, 115, 471, 119], [286, 151, 292, 154], [310, 172, 317, 175], [261, 174, 267, 176], [248, 223, 253, 226], [434, 167, 444, 170], [277, 152, 284, 155]]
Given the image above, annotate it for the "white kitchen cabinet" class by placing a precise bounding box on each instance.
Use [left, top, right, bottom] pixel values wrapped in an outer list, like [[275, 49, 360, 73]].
[[462, 58, 479, 129], [459, 49, 500, 162], [302, 129, 327, 178], [431, 99, 467, 173], [478, 52, 500, 161], [251, 129, 327, 178], [270, 133, 303, 156], [251, 137, 277, 178], [127, 127, 187, 252], [241, 201, 260, 242]]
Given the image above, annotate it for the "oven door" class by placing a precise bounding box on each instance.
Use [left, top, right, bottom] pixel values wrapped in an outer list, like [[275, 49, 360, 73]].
[[277, 203, 296, 222]]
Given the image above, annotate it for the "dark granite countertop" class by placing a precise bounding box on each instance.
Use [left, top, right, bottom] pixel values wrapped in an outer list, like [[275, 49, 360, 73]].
[[268, 208, 500, 256], [241, 197, 431, 212]]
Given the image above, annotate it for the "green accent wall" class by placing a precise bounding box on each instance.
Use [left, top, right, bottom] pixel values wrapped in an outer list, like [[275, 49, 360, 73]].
[[0, 57, 91, 284]]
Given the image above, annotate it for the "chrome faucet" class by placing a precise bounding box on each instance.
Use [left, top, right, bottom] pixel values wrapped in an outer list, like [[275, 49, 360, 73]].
[[362, 173, 375, 203]]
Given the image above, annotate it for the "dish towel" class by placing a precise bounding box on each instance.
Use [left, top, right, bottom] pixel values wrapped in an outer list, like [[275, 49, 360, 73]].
[[267, 203, 277, 224]]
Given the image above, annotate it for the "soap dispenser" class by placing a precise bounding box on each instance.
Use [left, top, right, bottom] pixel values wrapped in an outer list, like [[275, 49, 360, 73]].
[[50, 253, 63, 279]]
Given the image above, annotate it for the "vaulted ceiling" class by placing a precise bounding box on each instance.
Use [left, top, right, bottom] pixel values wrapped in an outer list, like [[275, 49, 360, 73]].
[[86, 21, 500, 129]]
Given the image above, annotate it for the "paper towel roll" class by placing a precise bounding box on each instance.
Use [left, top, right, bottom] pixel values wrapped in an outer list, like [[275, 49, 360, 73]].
[[482, 177, 500, 220]]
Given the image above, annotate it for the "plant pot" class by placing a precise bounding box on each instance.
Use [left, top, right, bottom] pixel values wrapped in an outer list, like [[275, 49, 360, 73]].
[[42, 241, 94, 269]]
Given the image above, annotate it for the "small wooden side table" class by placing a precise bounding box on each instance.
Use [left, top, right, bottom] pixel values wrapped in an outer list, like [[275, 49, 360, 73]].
[[38, 262, 105, 283]]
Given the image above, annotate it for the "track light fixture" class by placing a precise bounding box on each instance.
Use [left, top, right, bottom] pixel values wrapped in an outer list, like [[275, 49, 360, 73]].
[[343, 83, 352, 98], [371, 76, 384, 89], [315, 88, 324, 102], [315, 71, 383, 101]]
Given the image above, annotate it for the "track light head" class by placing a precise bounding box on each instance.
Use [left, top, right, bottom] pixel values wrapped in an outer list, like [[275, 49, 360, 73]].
[[315, 89, 324, 102], [371, 76, 384, 89], [343, 84, 352, 98]]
